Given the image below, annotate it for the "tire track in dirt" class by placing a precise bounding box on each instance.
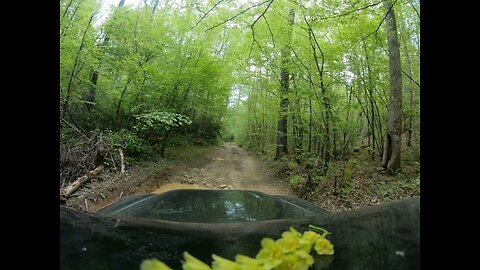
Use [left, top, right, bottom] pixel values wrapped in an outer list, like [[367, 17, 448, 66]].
[[153, 142, 295, 196]]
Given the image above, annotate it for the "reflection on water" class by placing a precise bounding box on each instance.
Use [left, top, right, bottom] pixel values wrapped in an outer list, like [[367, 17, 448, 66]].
[[101, 190, 318, 222], [152, 183, 204, 193]]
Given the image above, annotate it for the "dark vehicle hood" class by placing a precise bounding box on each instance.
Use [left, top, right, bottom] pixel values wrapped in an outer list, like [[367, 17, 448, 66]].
[[60, 191, 420, 270], [98, 189, 329, 222]]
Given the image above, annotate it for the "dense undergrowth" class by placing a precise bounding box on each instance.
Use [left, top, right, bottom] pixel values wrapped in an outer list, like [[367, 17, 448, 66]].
[[60, 120, 221, 190], [242, 142, 420, 213]]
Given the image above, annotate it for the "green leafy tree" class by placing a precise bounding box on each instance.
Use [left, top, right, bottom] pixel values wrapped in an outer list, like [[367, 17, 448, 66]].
[[134, 111, 192, 157], [60, 0, 419, 185]]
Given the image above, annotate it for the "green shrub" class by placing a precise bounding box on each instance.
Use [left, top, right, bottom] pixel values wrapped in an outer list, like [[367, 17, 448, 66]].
[[287, 161, 297, 171], [134, 111, 192, 145], [400, 177, 421, 195], [289, 175, 307, 188], [105, 129, 144, 156]]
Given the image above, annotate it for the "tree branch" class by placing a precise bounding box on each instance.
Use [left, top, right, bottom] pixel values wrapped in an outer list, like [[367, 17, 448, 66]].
[[401, 69, 420, 88], [250, 0, 275, 28], [248, 0, 276, 59], [205, 0, 272, 31], [353, 0, 398, 48], [248, 31, 265, 59], [61, 118, 88, 139], [263, 15, 276, 47], [410, 2, 420, 19], [320, 1, 383, 20], [62, 0, 75, 19], [305, 16, 325, 88], [291, 47, 322, 90], [190, 0, 226, 31], [289, 0, 382, 21]]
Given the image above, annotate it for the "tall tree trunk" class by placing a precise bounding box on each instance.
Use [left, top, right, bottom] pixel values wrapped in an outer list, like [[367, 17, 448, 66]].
[[62, 12, 95, 119], [343, 84, 353, 159], [403, 47, 414, 147], [373, 91, 385, 158], [306, 19, 331, 175], [246, 96, 253, 145], [400, 22, 414, 147], [160, 129, 171, 158], [133, 71, 148, 105], [381, 0, 403, 172], [61, 0, 75, 19], [363, 42, 377, 160], [308, 91, 313, 153], [252, 101, 259, 148], [262, 68, 268, 153], [291, 75, 303, 161], [84, 70, 98, 112], [60, 0, 81, 41], [408, 65, 414, 146], [85, 0, 126, 112], [275, 9, 295, 160], [116, 78, 132, 117]]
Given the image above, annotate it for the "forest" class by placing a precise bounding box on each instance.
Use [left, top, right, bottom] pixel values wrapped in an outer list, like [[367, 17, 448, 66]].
[[60, 0, 420, 212]]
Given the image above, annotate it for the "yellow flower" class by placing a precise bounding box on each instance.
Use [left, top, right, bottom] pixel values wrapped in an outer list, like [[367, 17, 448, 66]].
[[211, 254, 241, 270], [140, 259, 173, 270], [314, 238, 335, 255], [277, 231, 300, 253], [297, 231, 320, 253], [140, 226, 335, 270], [235, 255, 264, 270], [296, 250, 314, 267], [275, 253, 310, 270], [289, 227, 303, 238], [182, 252, 212, 270], [256, 238, 284, 269], [302, 231, 320, 243]]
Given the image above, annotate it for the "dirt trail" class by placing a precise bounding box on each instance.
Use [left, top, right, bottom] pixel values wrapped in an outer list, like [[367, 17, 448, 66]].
[[65, 142, 295, 212], [152, 142, 294, 196]]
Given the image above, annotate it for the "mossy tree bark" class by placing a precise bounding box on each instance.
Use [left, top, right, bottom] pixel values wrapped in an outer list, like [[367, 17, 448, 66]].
[[381, 0, 403, 172]]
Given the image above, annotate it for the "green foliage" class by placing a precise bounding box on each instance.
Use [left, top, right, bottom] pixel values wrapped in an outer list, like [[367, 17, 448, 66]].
[[60, 0, 419, 182], [140, 226, 334, 270], [287, 161, 298, 171], [399, 177, 420, 195], [60, 0, 101, 116], [377, 185, 396, 202], [132, 111, 192, 149], [289, 175, 306, 189], [339, 192, 353, 206], [342, 159, 355, 189], [312, 175, 326, 183], [134, 111, 192, 132], [105, 129, 144, 156], [60, 0, 235, 153], [221, 0, 419, 176], [185, 115, 223, 145]]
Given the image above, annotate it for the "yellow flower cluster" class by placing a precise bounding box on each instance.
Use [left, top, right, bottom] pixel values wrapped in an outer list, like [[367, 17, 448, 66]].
[[140, 225, 334, 270]]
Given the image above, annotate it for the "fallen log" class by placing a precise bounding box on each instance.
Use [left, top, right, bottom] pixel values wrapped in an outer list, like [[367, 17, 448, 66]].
[[61, 165, 104, 198]]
